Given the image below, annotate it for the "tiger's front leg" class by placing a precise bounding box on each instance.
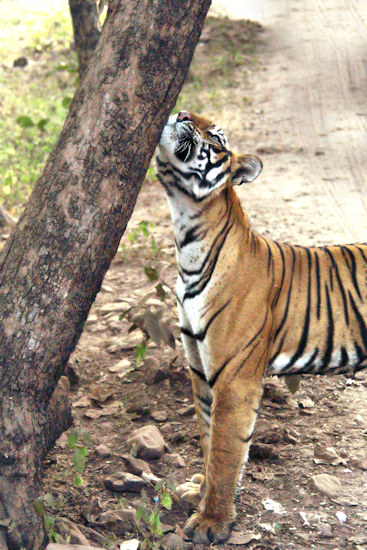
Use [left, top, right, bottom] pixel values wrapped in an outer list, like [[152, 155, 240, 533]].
[[184, 368, 264, 545]]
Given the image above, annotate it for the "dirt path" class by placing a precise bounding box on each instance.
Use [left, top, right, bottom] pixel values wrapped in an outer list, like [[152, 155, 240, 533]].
[[216, 0, 367, 243]]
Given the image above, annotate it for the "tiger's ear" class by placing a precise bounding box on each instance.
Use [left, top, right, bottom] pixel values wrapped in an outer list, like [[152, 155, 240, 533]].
[[229, 154, 262, 186]]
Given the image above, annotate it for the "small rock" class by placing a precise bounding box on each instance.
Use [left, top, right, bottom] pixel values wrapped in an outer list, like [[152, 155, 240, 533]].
[[95, 444, 111, 458], [249, 443, 280, 462], [311, 474, 342, 498], [84, 409, 104, 419], [81, 497, 104, 523], [73, 395, 90, 408], [357, 455, 367, 470], [127, 425, 165, 459], [313, 444, 345, 466], [64, 360, 80, 385], [124, 455, 153, 476], [283, 429, 297, 445], [316, 522, 333, 538], [227, 531, 262, 545], [298, 397, 315, 409], [170, 431, 186, 443], [161, 533, 184, 550], [145, 365, 167, 385], [99, 509, 136, 536], [85, 313, 98, 325], [177, 404, 195, 417], [151, 409, 168, 422], [13, 56, 28, 68], [109, 358, 132, 373], [104, 472, 144, 493], [335, 511, 347, 523], [88, 386, 113, 403], [120, 540, 140, 550], [165, 453, 186, 468], [126, 391, 150, 415], [143, 356, 160, 369]]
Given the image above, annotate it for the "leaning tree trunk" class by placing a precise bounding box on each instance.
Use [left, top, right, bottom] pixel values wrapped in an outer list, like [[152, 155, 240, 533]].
[[68, 0, 100, 79], [0, 0, 211, 548]]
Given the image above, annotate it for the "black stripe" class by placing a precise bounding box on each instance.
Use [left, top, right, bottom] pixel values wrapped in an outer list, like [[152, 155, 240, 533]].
[[320, 283, 334, 370], [341, 246, 362, 300], [181, 200, 231, 277], [284, 248, 312, 369], [183, 221, 234, 300], [209, 353, 237, 388], [324, 248, 349, 326], [349, 291, 367, 350], [239, 433, 253, 444], [156, 173, 173, 197], [339, 346, 349, 369], [269, 333, 286, 367], [356, 245, 367, 264], [274, 247, 296, 341], [272, 242, 286, 308], [197, 393, 213, 409], [314, 250, 321, 320], [179, 223, 207, 249], [189, 365, 207, 382], [180, 299, 231, 341], [297, 347, 319, 374]]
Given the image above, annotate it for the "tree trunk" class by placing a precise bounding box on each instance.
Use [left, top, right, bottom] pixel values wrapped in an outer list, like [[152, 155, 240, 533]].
[[0, 1, 211, 548], [68, 0, 100, 79]]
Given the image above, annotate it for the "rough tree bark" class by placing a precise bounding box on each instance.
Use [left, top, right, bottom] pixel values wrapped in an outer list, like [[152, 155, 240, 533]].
[[0, 1, 211, 548], [68, 0, 100, 79]]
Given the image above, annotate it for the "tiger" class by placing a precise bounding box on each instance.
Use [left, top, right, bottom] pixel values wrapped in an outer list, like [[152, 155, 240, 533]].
[[156, 111, 367, 544]]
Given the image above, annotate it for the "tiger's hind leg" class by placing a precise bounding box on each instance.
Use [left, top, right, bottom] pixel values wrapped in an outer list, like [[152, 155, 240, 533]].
[[184, 363, 264, 545]]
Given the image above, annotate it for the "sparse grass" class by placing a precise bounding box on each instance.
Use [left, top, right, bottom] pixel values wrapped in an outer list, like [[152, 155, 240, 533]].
[[0, 0, 75, 213], [0, 6, 261, 214]]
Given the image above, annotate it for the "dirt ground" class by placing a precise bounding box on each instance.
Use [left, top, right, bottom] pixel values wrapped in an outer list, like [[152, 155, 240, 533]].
[[7, 1, 367, 548]]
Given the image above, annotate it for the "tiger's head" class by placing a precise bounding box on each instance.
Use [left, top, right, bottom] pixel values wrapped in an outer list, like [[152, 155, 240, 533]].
[[157, 111, 262, 202]]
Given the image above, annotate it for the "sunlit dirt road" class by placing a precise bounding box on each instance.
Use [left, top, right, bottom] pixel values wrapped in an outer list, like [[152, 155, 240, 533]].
[[213, 0, 367, 242]]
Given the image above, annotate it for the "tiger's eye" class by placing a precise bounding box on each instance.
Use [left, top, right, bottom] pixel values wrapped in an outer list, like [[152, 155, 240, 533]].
[[210, 135, 221, 146]]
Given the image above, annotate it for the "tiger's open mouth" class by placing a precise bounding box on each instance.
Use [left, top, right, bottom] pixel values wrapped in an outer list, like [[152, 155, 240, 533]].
[[174, 121, 200, 163]]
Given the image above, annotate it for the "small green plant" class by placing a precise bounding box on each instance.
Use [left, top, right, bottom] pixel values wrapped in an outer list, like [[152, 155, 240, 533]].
[[67, 428, 92, 486], [34, 493, 64, 543], [134, 479, 176, 548]]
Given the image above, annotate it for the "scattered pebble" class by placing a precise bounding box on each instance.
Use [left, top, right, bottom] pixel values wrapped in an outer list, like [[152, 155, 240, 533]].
[[109, 358, 132, 373], [120, 539, 140, 550], [311, 474, 342, 498], [127, 425, 165, 459], [124, 455, 153, 476], [95, 444, 112, 458], [151, 409, 168, 422], [161, 533, 184, 550], [104, 472, 144, 493], [177, 404, 196, 417], [165, 453, 186, 468]]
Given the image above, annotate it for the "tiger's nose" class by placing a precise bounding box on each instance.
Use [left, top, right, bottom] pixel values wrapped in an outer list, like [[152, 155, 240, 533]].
[[177, 111, 192, 122]]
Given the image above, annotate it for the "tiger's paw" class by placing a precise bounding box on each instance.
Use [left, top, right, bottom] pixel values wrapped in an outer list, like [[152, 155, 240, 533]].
[[183, 511, 235, 545], [176, 474, 205, 507]]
